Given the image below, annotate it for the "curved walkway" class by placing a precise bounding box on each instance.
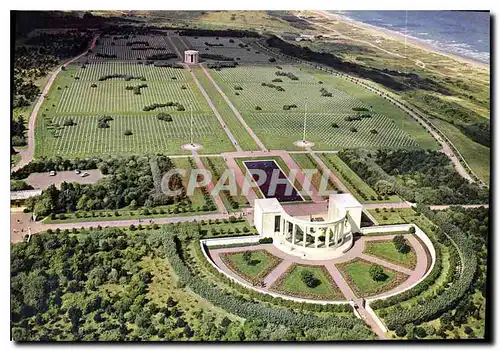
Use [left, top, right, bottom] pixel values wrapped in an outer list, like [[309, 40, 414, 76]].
[[12, 35, 100, 172]]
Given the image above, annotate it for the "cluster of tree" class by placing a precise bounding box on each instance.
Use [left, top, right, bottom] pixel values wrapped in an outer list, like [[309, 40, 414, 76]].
[[204, 42, 224, 47], [98, 74, 146, 81], [177, 29, 259, 38], [23, 155, 186, 217], [319, 87, 332, 97], [97, 115, 113, 128], [261, 82, 285, 92], [458, 121, 490, 148], [143, 102, 185, 112], [265, 35, 451, 94], [275, 71, 299, 80], [125, 83, 148, 95], [200, 54, 235, 62], [163, 233, 375, 340], [10, 180, 33, 191], [369, 265, 387, 281], [95, 53, 117, 58], [145, 53, 177, 60], [352, 107, 369, 112], [207, 62, 238, 69], [300, 270, 320, 288], [337, 149, 489, 205], [382, 204, 478, 330], [392, 235, 411, 254], [130, 47, 167, 51], [11, 115, 27, 147], [283, 104, 297, 111], [156, 113, 173, 122], [126, 41, 149, 46]]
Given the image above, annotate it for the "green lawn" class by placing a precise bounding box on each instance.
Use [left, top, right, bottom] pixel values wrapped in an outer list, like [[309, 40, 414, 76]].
[[302, 66, 440, 151], [364, 240, 417, 270], [431, 118, 490, 184], [172, 157, 214, 209], [192, 66, 260, 151], [367, 208, 417, 225], [291, 153, 338, 197], [210, 64, 422, 151], [34, 61, 235, 157], [271, 264, 343, 300], [221, 250, 281, 282], [201, 156, 250, 211], [337, 259, 407, 297], [319, 153, 400, 203]]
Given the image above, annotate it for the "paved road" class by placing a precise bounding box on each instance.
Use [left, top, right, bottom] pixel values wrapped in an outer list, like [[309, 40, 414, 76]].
[[166, 35, 242, 152], [11, 211, 249, 243], [12, 35, 100, 172], [198, 64, 268, 151]]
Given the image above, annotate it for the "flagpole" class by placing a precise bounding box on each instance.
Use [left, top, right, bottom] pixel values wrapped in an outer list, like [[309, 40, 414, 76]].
[[190, 106, 193, 145], [303, 98, 308, 142]]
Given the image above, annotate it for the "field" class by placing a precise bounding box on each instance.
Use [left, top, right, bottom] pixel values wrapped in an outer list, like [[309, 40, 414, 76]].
[[210, 65, 422, 150], [364, 240, 417, 270], [336, 259, 406, 297], [35, 62, 235, 156], [270, 264, 343, 300], [220, 250, 283, 282]]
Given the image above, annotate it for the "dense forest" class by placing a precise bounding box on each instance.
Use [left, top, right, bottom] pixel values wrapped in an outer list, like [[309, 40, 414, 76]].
[[19, 155, 194, 217], [338, 149, 489, 205], [11, 226, 373, 341]]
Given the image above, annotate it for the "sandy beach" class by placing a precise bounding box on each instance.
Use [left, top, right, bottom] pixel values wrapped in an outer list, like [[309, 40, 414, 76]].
[[313, 10, 489, 70]]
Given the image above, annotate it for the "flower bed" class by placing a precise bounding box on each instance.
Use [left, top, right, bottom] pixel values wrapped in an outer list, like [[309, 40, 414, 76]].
[[270, 263, 343, 300], [219, 249, 283, 286], [336, 258, 408, 298]]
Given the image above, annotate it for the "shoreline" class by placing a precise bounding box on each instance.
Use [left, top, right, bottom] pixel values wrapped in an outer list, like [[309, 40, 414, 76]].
[[315, 10, 489, 70]]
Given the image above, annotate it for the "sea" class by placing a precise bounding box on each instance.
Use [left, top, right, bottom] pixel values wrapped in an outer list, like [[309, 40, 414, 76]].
[[328, 11, 490, 64]]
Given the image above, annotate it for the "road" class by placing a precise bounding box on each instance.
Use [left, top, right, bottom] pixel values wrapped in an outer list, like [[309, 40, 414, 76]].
[[12, 34, 100, 172], [166, 35, 243, 152]]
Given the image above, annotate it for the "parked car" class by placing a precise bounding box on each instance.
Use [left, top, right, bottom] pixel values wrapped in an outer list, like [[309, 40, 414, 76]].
[[75, 169, 81, 174], [49, 171, 56, 176], [81, 172, 89, 178]]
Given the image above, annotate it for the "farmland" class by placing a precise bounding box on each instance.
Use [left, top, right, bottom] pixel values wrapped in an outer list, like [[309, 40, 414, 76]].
[[34, 62, 235, 157], [209, 64, 422, 150]]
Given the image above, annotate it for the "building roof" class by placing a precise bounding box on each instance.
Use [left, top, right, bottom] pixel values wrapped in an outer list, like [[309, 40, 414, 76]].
[[11, 189, 42, 201], [330, 193, 362, 208], [184, 50, 199, 54], [254, 198, 282, 213]]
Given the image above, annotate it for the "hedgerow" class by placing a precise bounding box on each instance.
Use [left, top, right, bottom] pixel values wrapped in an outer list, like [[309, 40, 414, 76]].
[[163, 233, 372, 337]]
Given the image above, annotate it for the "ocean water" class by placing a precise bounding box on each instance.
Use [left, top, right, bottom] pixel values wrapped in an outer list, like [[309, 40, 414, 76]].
[[329, 11, 490, 64]]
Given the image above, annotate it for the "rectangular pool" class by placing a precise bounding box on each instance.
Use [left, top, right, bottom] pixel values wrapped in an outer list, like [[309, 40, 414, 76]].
[[243, 160, 303, 202]]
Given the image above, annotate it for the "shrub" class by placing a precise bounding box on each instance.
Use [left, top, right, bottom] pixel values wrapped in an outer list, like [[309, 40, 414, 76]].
[[124, 130, 133, 136], [369, 265, 387, 281]]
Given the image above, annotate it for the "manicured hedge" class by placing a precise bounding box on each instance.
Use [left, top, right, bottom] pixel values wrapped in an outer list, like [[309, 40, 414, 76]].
[[382, 206, 477, 330], [163, 233, 373, 337]]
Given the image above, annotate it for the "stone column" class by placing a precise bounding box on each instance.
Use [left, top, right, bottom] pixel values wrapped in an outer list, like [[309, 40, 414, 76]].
[[303, 226, 307, 247], [325, 228, 330, 248], [291, 223, 296, 247], [314, 231, 319, 248]]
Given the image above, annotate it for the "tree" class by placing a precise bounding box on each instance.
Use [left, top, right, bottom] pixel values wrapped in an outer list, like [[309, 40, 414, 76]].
[[67, 305, 83, 333], [300, 270, 320, 288], [393, 235, 411, 254], [369, 265, 386, 281], [374, 180, 394, 196], [242, 250, 252, 263]]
